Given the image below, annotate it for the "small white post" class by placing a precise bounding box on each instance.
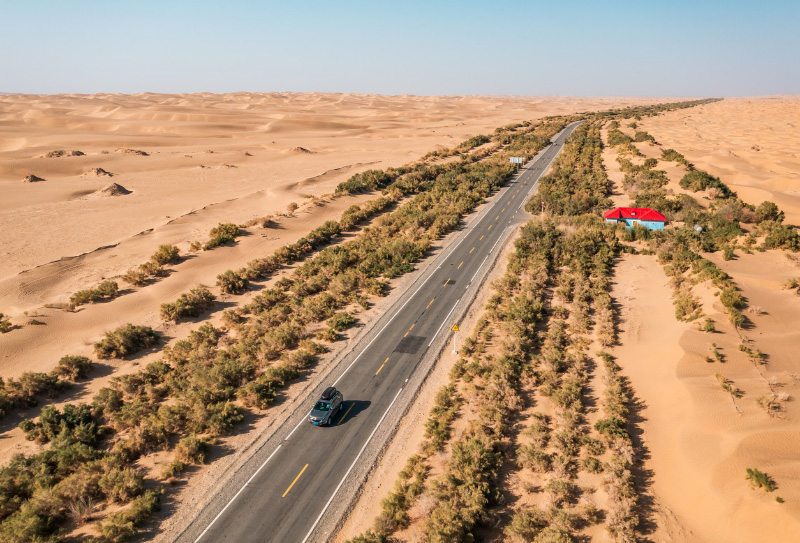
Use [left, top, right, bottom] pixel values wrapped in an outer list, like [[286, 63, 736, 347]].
[[452, 331, 458, 354]]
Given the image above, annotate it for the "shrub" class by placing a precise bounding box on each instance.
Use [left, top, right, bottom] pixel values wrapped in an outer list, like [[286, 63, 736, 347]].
[[160, 286, 216, 322], [0, 313, 17, 334], [151, 244, 180, 265], [94, 324, 159, 359], [122, 268, 149, 287], [701, 318, 716, 333], [755, 201, 784, 223], [746, 468, 777, 492], [98, 489, 160, 543], [160, 459, 186, 480], [175, 435, 209, 464], [69, 280, 119, 309], [204, 223, 240, 249], [287, 202, 299, 214], [661, 148, 685, 161], [138, 261, 167, 277], [760, 221, 799, 250], [99, 467, 144, 503], [53, 355, 93, 380], [216, 270, 249, 294], [327, 312, 356, 332], [595, 417, 629, 442]]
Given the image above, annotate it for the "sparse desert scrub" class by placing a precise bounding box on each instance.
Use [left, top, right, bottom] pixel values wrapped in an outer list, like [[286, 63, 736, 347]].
[[69, 280, 119, 309], [160, 286, 215, 322], [150, 244, 180, 265], [745, 468, 777, 492], [94, 324, 159, 359], [216, 269, 249, 294], [53, 355, 93, 380], [204, 222, 241, 250], [0, 313, 16, 334]]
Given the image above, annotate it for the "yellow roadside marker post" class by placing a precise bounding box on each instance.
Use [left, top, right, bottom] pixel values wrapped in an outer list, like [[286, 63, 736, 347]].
[[451, 324, 459, 354]]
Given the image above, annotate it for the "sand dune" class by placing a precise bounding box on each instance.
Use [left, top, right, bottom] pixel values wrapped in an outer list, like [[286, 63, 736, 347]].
[[612, 252, 800, 542]]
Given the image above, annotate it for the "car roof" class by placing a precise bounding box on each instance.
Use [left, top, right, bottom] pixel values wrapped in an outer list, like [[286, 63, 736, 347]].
[[320, 386, 337, 401]]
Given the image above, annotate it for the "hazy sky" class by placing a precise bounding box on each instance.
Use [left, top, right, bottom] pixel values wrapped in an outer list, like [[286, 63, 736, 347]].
[[2, 0, 798, 96]]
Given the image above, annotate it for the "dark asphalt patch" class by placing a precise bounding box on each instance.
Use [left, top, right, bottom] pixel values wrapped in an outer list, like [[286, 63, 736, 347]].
[[394, 335, 426, 354]]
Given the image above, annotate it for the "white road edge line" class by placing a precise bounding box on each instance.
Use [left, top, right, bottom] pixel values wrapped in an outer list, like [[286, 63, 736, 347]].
[[194, 444, 284, 543], [428, 299, 461, 347], [470, 255, 490, 284], [301, 387, 404, 543]]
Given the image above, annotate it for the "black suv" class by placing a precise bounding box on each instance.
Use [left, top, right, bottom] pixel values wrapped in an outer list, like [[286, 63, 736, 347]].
[[308, 386, 344, 426]]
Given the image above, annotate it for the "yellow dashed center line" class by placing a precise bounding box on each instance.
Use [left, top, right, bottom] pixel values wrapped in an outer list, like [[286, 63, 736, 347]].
[[457, 261, 464, 270], [502, 207, 506, 212], [426, 298, 435, 310], [404, 323, 415, 338], [282, 464, 309, 497], [488, 224, 493, 231], [469, 247, 475, 254], [495, 215, 499, 220], [375, 356, 390, 375], [337, 403, 354, 425], [444, 277, 451, 286], [479, 235, 484, 241]]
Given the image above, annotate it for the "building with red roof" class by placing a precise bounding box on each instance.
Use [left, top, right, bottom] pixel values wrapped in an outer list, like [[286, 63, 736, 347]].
[[603, 207, 667, 230]]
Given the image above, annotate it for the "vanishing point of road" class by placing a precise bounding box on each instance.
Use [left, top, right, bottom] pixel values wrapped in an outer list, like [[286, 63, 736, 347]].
[[179, 121, 581, 543]]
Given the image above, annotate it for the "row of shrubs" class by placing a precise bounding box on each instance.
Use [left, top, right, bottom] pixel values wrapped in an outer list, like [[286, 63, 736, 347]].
[[122, 244, 181, 287], [526, 122, 613, 217], [0, 117, 569, 542], [0, 355, 92, 419]]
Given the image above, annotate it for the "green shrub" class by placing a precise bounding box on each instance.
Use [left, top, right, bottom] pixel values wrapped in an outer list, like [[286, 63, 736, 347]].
[[69, 280, 119, 309], [98, 489, 160, 543], [0, 313, 15, 334], [755, 201, 784, 223], [607, 128, 632, 146], [760, 221, 799, 250], [594, 416, 629, 442], [204, 223, 241, 249], [160, 286, 216, 321], [327, 312, 356, 332], [122, 268, 149, 286], [175, 435, 209, 464], [746, 468, 777, 492], [99, 467, 144, 503], [53, 355, 93, 380], [151, 244, 180, 265], [216, 270, 249, 294], [94, 325, 159, 359], [160, 459, 186, 480]]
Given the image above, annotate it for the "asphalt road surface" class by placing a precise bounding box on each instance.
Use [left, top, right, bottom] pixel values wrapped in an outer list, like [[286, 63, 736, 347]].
[[186, 121, 581, 543]]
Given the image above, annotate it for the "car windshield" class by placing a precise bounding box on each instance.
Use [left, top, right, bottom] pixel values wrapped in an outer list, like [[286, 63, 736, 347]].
[[314, 401, 330, 411]]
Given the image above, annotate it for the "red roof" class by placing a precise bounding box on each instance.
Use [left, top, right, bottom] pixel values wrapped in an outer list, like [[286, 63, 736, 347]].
[[603, 207, 667, 222]]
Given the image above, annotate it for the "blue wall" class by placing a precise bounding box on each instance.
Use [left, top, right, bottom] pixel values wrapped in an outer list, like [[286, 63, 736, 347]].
[[605, 218, 665, 231]]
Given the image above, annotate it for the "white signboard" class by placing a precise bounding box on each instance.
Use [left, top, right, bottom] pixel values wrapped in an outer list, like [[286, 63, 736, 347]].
[[510, 157, 524, 164]]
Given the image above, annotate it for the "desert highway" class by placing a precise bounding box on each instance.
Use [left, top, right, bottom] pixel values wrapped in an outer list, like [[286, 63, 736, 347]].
[[182, 121, 581, 543]]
